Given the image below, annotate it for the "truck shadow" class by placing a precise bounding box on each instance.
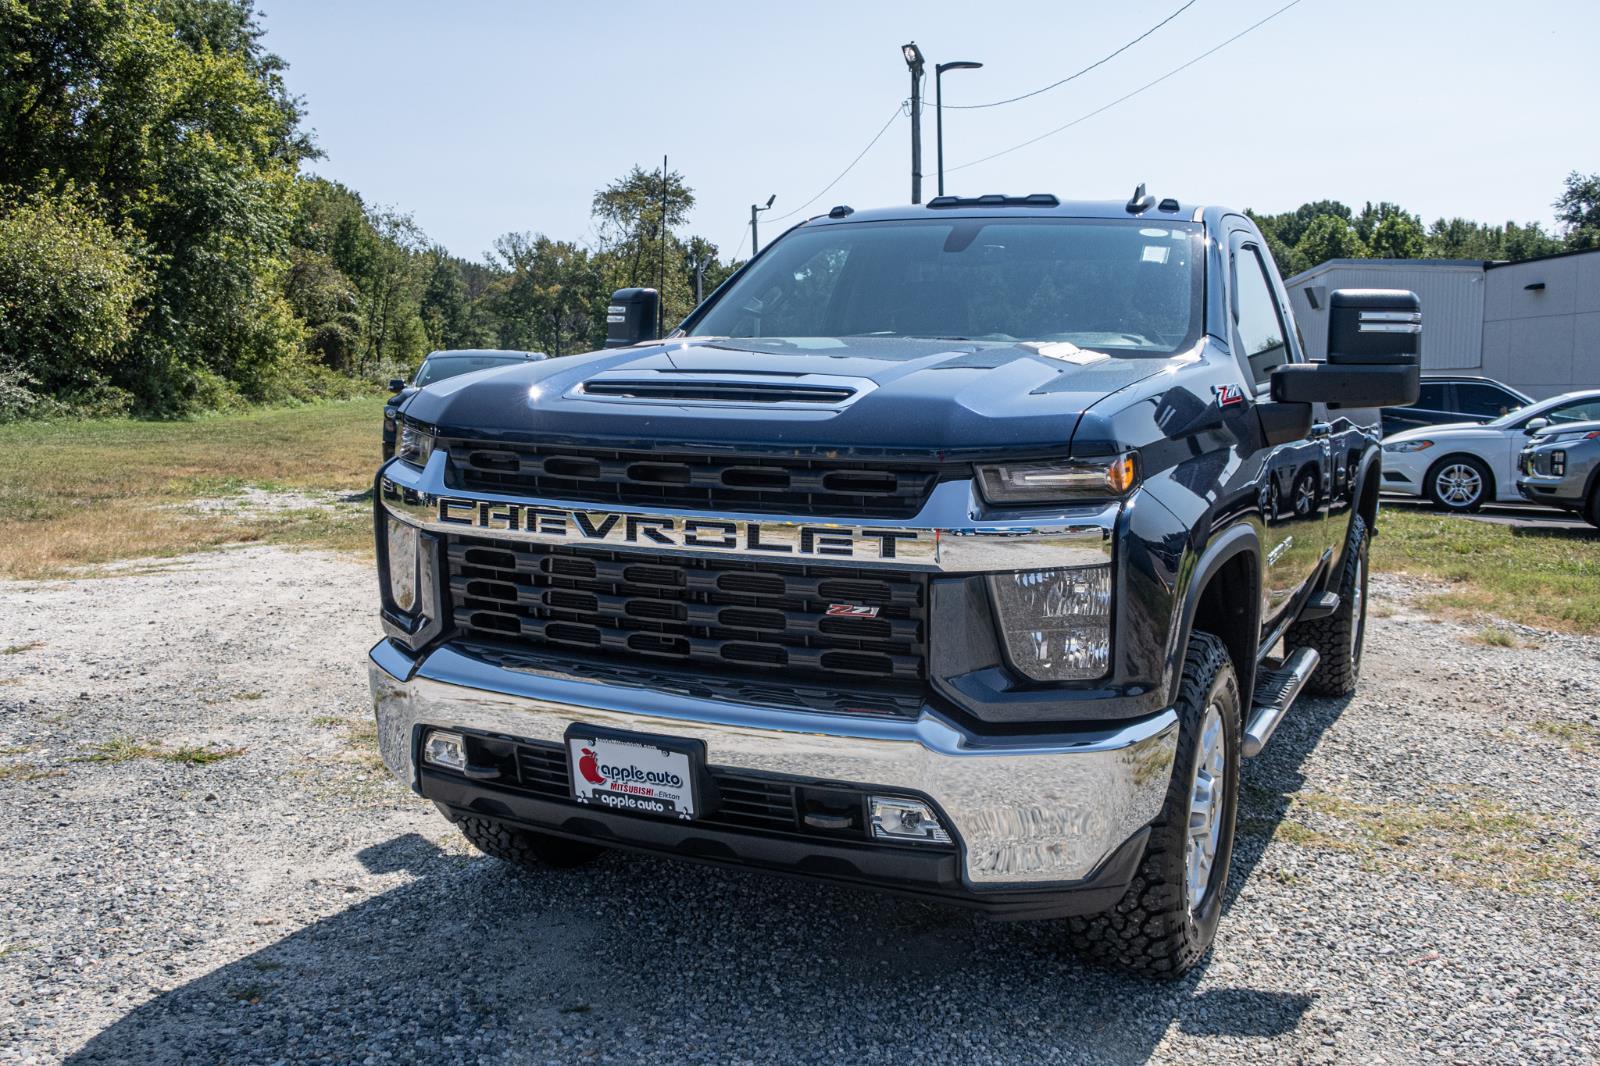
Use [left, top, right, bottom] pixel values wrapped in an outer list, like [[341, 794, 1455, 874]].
[[64, 698, 1352, 1065]]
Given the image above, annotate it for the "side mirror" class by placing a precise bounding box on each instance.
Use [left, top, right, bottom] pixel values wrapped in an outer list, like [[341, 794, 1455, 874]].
[[1524, 417, 1551, 434], [604, 288, 661, 348], [388, 378, 406, 393], [1271, 289, 1421, 408]]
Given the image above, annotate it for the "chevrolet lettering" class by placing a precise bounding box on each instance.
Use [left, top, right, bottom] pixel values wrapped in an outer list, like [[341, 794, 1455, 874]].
[[367, 191, 1422, 977]]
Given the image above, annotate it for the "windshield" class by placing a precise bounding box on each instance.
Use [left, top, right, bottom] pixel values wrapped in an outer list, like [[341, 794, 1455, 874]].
[[414, 354, 527, 386], [687, 217, 1204, 354]]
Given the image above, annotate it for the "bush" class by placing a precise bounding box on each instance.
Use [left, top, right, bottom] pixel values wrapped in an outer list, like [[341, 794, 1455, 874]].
[[0, 186, 149, 417]]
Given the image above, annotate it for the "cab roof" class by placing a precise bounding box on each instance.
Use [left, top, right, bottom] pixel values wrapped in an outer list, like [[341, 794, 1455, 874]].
[[800, 195, 1205, 227]]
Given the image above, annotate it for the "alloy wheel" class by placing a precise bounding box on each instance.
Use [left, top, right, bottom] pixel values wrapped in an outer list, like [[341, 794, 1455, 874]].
[[1186, 702, 1227, 912], [1435, 463, 1484, 507]]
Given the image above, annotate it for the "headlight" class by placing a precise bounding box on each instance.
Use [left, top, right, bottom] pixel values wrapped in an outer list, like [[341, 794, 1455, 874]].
[[386, 517, 419, 614], [1383, 439, 1433, 453], [397, 419, 435, 467], [976, 455, 1138, 504], [988, 564, 1112, 681]]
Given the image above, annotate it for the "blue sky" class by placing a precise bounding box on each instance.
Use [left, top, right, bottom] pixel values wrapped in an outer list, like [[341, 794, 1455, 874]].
[[257, 0, 1600, 262]]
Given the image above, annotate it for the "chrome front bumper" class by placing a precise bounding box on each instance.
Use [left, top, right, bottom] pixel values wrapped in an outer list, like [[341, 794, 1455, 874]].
[[369, 639, 1178, 889]]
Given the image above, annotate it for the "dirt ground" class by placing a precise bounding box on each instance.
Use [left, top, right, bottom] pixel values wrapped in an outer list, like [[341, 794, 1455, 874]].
[[0, 546, 1596, 1064]]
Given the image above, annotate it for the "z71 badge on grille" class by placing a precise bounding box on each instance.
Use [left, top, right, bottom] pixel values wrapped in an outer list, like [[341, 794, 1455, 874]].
[[403, 490, 930, 562]]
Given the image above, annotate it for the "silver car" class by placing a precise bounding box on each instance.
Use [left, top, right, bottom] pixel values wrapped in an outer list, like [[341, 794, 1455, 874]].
[[1518, 419, 1600, 527]]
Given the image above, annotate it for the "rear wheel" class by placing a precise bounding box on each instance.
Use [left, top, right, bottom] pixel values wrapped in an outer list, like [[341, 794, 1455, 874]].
[[1585, 483, 1600, 529], [1287, 514, 1369, 697], [446, 810, 606, 869], [1065, 631, 1241, 978], [1426, 455, 1491, 512]]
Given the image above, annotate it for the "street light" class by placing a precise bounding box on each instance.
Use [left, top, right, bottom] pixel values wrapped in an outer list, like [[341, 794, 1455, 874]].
[[750, 194, 775, 256], [901, 42, 925, 204], [935, 60, 983, 197]]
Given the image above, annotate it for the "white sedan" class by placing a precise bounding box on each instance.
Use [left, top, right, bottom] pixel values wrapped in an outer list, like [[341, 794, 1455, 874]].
[[1381, 389, 1600, 512]]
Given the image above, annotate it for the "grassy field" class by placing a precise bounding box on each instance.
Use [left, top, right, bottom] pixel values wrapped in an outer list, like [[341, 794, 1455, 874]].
[[2, 403, 1597, 635], [0, 399, 384, 578], [1374, 509, 1600, 634]]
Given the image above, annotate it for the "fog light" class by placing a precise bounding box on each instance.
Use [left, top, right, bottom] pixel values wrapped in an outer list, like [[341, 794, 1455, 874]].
[[422, 730, 466, 771], [988, 564, 1112, 681], [387, 517, 418, 614], [868, 796, 951, 845]]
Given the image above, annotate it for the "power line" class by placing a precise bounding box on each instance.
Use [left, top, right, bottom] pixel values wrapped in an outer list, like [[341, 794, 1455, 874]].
[[945, 0, 1198, 111], [947, 0, 1310, 175], [761, 101, 906, 225]]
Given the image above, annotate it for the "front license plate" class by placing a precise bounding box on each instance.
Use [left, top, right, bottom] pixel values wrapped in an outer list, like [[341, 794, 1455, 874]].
[[565, 726, 701, 820]]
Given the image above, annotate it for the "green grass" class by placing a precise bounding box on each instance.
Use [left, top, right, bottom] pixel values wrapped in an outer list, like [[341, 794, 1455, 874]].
[[2, 641, 43, 655], [1374, 510, 1600, 634], [71, 736, 246, 766], [0, 399, 384, 578]]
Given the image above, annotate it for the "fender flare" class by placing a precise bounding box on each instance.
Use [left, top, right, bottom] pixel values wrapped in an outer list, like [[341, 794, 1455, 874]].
[[1349, 442, 1384, 539], [1167, 521, 1262, 706]]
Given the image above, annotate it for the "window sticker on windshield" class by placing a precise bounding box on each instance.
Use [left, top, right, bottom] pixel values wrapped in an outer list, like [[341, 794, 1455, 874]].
[[1142, 245, 1170, 264], [1025, 341, 1109, 365]]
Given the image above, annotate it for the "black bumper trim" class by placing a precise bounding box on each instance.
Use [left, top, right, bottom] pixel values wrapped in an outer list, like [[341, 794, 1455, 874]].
[[422, 768, 1145, 919]]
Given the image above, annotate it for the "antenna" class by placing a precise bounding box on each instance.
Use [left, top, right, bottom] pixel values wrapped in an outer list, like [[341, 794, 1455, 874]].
[[1126, 182, 1155, 214]]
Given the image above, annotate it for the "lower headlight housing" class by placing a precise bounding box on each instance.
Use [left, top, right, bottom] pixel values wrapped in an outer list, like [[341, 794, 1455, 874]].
[[386, 517, 419, 614], [988, 564, 1112, 681]]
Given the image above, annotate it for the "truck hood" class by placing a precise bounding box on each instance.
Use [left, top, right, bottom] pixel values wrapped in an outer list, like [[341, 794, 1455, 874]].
[[402, 336, 1190, 457]]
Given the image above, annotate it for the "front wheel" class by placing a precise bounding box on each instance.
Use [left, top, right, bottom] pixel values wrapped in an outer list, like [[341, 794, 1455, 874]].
[[1426, 455, 1492, 512], [1065, 631, 1241, 978], [446, 810, 606, 869], [1585, 483, 1600, 529]]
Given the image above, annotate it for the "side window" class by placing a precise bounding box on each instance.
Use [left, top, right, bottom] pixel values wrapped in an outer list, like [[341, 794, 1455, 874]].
[[1544, 398, 1600, 424], [1231, 245, 1290, 387], [1456, 383, 1521, 418], [1414, 383, 1448, 410]]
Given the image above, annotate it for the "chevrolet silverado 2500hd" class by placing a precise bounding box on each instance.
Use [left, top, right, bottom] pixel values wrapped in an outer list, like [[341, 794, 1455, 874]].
[[367, 191, 1421, 976]]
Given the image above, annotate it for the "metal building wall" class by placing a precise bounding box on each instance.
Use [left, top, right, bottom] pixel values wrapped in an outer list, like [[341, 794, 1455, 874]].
[[1481, 252, 1600, 399], [1284, 260, 1486, 370]]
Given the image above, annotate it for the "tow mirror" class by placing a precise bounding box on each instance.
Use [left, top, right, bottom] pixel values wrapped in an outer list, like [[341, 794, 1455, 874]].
[[1271, 289, 1421, 408], [604, 288, 661, 348], [388, 377, 406, 393]]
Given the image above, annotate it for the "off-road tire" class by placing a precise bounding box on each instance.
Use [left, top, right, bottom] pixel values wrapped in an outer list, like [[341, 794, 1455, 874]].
[[1287, 514, 1369, 697], [1425, 455, 1492, 512], [1585, 482, 1600, 529], [1065, 631, 1241, 978], [446, 810, 605, 869]]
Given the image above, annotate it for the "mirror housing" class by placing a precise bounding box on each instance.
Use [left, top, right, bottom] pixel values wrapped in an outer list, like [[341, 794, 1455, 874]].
[[1270, 289, 1421, 408], [388, 377, 406, 393], [1524, 417, 1551, 434], [604, 288, 661, 348]]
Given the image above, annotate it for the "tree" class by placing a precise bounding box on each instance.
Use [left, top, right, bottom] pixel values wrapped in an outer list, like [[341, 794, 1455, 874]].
[[488, 233, 604, 357], [420, 247, 483, 352], [1554, 171, 1600, 250], [0, 185, 149, 417], [1292, 215, 1368, 271], [592, 163, 698, 326]]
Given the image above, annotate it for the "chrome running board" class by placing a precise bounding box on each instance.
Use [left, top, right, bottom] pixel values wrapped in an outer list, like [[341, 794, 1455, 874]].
[[1243, 647, 1321, 758]]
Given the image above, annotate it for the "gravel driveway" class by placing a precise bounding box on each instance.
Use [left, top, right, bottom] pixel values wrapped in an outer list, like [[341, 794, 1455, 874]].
[[1, 546, 1596, 1064]]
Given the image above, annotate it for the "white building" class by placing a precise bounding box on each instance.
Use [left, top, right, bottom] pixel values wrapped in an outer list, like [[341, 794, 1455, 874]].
[[1284, 249, 1600, 399]]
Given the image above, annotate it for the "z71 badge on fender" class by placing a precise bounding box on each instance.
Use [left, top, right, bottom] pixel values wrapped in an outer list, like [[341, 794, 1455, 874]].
[[427, 493, 926, 561]]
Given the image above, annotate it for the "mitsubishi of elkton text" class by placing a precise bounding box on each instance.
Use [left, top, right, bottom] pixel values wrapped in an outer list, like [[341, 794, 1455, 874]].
[[367, 189, 1422, 976]]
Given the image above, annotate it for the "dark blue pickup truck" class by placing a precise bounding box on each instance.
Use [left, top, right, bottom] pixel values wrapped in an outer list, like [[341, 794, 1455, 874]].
[[368, 192, 1420, 976]]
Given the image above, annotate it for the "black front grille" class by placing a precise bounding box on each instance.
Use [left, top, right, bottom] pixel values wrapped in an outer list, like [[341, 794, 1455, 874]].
[[447, 537, 927, 684], [439, 439, 942, 519]]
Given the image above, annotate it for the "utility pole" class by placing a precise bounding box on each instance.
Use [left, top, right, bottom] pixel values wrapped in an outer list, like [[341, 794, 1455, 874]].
[[902, 43, 925, 204], [658, 154, 668, 337], [750, 194, 775, 256]]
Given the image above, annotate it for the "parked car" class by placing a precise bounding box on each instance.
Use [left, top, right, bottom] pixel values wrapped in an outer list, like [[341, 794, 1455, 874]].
[[369, 192, 1423, 977], [1381, 389, 1600, 511], [383, 349, 545, 458], [1518, 419, 1600, 526], [1380, 374, 1531, 436]]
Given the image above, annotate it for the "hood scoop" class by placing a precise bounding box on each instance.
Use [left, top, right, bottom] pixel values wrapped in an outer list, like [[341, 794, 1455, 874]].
[[572, 370, 871, 409]]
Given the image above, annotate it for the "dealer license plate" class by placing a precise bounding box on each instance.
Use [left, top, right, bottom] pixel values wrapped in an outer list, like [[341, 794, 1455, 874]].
[[565, 727, 701, 820]]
